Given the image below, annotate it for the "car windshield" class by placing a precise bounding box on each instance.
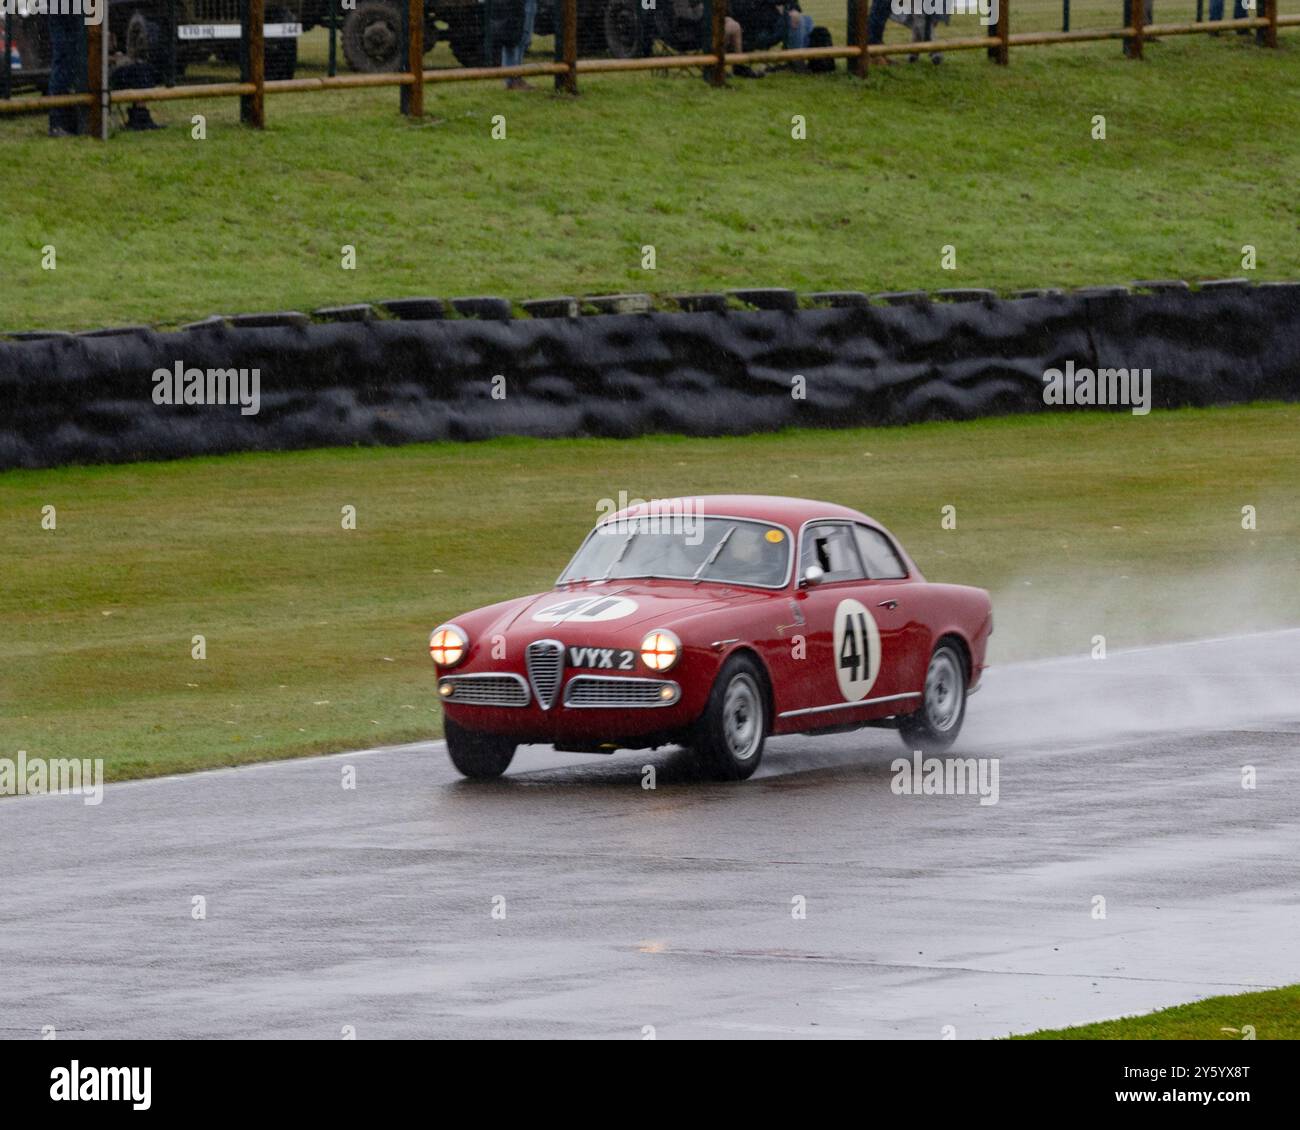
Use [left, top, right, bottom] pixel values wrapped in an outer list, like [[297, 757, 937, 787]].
[[560, 517, 790, 588]]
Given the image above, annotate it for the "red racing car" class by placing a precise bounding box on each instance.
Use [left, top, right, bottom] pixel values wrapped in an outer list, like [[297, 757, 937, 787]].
[[429, 495, 992, 780]]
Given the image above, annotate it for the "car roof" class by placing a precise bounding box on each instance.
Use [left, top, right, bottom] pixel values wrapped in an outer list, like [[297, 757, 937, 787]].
[[604, 495, 880, 530]]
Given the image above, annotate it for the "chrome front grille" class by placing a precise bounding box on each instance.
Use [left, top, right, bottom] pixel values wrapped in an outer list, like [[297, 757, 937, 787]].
[[439, 674, 529, 707], [564, 676, 680, 709], [526, 639, 564, 710]]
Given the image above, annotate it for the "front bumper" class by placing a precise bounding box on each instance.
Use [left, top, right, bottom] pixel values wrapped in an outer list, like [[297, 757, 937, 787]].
[[437, 669, 697, 743], [439, 672, 681, 709]]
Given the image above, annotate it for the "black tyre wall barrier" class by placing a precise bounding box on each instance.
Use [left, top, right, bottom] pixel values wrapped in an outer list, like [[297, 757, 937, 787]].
[[2, 283, 1298, 471]]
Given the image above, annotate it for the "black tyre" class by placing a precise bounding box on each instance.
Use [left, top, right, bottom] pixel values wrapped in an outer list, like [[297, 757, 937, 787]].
[[898, 643, 967, 754], [576, 0, 609, 54], [265, 9, 299, 81], [446, 9, 488, 68], [343, 0, 404, 72], [125, 10, 164, 66], [445, 717, 517, 780], [692, 654, 768, 781], [533, 0, 556, 37], [603, 0, 646, 58]]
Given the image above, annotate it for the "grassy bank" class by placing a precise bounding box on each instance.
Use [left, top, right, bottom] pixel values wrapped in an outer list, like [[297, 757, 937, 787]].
[[1013, 984, 1300, 1038], [1, 402, 1297, 780], [2, 32, 1297, 331]]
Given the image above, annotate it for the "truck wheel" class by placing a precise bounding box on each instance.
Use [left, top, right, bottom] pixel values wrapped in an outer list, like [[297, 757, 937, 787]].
[[265, 9, 299, 80], [577, 0, 608, 54], [446, 9, 488, 68], [444, 717, 517, 780], [125, 10, 163, 65], [898, 643, 967, 754], [603, 0, 645, 58], [343, 0, 403, 72], [693, 655, 767, 781], [533, 0, 556, 37]]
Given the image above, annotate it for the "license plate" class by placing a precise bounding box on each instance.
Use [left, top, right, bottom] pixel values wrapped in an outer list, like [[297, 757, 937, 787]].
[[566, 646, 636, 671], [178, 23, 302, 40]]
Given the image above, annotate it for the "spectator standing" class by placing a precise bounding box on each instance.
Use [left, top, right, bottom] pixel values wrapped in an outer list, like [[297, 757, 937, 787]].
[[1208, 0, 1250, 35], [47, 10, 86, 136], [867, 0, 894, 65], [497, 0, 538, 90]]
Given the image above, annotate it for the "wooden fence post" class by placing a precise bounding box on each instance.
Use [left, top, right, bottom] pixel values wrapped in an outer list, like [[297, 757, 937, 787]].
[[87, 15, 105, 140], [1130, 0, 1144, 60], [556, 0, 577, 94], [710, 0, 727, 85], [241, 0, 265, 127], [850, 0, 868, 79], [402, 0, 423, 116], [1264, 0, 1278, 47], [996, 0, 1010, 65]]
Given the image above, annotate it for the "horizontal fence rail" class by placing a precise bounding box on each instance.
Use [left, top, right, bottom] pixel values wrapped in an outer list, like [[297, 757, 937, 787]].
[[0, 0, 1293, 132]]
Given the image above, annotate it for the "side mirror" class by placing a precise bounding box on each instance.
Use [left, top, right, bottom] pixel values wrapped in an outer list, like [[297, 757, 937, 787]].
[[800, 565, 825, 588]]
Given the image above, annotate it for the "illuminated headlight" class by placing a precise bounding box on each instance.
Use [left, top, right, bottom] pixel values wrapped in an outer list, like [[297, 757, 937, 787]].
[[429, 624, 468, 667], [438, 681, 455, 698], [640, 629, 680, 672]]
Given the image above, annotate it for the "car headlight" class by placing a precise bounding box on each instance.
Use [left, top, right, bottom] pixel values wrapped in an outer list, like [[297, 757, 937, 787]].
[[640, 629, 680, 672], [428, 624, 468, 667]]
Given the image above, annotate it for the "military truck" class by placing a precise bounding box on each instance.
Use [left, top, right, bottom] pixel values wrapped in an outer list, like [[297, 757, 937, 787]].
[[335, 0, 615, 73], [111, 0, 305, 80], [1, 1, 303, 95]]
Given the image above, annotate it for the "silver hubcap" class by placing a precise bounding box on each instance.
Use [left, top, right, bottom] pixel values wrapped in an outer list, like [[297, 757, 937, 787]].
[[723, 674, 762, 761], [924, 650, 962, 732]]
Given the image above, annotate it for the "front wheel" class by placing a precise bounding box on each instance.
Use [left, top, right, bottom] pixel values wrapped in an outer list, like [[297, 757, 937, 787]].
[[692, 655, 768, 781], [445, 717, 517, 779], [898, 643, 967, 754], [446, 10, 488, 68], [265, 11, 300, 81], [342, 0, 404, 73]]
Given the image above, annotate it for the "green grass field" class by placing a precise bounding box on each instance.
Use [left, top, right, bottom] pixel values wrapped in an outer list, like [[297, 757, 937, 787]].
[[2, 402, 1296, 781], [2, 26, 1297, 331], [1014, 984, 1300, 1038]]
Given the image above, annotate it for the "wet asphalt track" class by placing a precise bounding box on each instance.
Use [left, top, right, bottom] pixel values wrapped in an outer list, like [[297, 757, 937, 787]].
[[1, 631, 1297, 1040]]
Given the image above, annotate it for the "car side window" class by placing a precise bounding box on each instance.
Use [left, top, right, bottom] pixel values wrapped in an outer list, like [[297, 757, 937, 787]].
[[800, 523, 866, 583], [854, 525, 908, 580]]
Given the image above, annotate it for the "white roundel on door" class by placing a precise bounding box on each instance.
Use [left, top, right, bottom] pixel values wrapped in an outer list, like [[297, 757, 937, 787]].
[[532, 596, 639, 623], [833, 598, 881, 701]]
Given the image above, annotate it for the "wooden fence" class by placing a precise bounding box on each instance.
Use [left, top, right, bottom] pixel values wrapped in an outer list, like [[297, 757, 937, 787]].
[[0, 0, 1293, 140]]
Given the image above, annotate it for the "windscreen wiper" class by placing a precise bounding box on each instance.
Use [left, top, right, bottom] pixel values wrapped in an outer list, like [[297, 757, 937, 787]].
[[598, 529, 637, 581], [692, 525, 736, 583]]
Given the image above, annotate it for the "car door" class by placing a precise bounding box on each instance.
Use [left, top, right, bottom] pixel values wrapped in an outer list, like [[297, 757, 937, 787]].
[[851, 523, 928, 701], [785, 520, 906, 723]]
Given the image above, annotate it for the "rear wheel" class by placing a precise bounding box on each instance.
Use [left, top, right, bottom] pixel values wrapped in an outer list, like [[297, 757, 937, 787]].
[[898, 643, 967, 753], [446, 9, 488, 68], [603, 0, 647, 58], [692, 655, 768, 781], [265, 9, 300, 81], [343, 0, 403, 72], [445, 717, 517, 779], [125, 10, 163, 66]]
